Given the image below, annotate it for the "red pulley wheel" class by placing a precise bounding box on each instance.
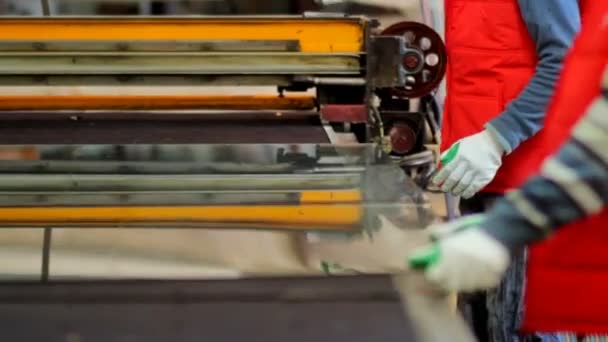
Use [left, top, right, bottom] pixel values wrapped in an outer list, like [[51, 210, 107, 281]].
[[388, 121, 417, 155], [380, 22, 447, 98]]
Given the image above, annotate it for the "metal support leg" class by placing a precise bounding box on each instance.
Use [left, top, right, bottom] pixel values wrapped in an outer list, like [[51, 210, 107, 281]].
[[41, 0, 51, 16], [41, 228, 52, 282]]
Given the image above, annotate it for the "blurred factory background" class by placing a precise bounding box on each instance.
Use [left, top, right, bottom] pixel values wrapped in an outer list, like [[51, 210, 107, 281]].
[[0, 0, 419, 18]]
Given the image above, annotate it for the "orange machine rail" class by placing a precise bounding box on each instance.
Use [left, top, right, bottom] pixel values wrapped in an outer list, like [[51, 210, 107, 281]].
[[0, 18, 366, 53], [0, 190, 364, 230], [0, 94, 316, 111]]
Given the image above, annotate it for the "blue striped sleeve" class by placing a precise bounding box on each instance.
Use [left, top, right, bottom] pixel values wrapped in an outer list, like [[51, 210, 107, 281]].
[[486, 0, 580, 153], [481, 73, 608, 252]]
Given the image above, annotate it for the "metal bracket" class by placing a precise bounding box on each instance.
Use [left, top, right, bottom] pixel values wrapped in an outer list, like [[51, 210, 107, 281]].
[[369, 35, 419, 88], [303, 11, 348, 18], [320, 104, 368, 123]]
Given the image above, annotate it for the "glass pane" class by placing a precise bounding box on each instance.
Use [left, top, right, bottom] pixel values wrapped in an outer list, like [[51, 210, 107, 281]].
[[0, 143, 433, 280], [0, 228, 43, 281]]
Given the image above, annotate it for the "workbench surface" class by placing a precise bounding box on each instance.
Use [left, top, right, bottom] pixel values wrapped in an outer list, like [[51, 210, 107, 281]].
[[0, 275, 473, 342]]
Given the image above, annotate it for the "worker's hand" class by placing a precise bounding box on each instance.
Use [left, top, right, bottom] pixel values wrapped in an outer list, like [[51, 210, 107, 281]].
[[408, 215, 511, 292], [431, 130, 505, 198]]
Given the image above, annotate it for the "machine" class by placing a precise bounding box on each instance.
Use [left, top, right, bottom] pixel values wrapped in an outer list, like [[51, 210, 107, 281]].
[[0, 13, 472, 342], [0, 15, 445, 154]]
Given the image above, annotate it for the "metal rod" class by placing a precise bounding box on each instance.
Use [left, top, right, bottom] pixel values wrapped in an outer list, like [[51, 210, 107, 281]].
[[0, 221, 360, 231], [0, 161, 295, 174], [0, 174, 362, 191], [0, 40, 301, 52], [0, 189, 370, 207], [0, 54, 361, 75], [41, 0, 51, 16], [0, 160, 365, 176], [0, 191, 308, 207], [41, 227, 52, 282], [0, 75, 294, 86]]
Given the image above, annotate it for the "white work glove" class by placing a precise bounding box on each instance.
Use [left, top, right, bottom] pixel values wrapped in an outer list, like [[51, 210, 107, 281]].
[[432, 130, 506, 199], [408, 215, 511, 292]]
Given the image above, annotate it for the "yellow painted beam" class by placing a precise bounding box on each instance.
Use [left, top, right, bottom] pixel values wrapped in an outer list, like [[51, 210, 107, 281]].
[[0, 191, 364, 229], [301, 190, 361, 203], [0, 205, 361, 228], [0, 18, 366, 53]]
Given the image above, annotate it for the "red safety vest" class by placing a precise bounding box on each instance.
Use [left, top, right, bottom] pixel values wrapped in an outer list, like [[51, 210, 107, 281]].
[[522, 2, 608, 334], [442, 0, 542, 193]]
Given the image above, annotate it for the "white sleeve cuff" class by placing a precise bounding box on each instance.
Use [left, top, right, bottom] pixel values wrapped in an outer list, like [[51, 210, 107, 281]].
[[484, 123, 512, 155]]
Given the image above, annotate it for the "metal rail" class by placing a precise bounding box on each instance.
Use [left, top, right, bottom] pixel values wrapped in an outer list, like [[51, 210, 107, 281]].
[[0, 40, 301, 52], [0, 94, 316, 111], [0, 174, 362, 191], [0, 53, 361, 75], [0, 191, 323, 207], [0, 75, 295, 86], [0, 160, 366, 174]]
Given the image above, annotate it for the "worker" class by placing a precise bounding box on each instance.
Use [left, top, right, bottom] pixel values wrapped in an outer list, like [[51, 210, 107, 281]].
[[430, 1, 580, 340], [414, 1, 608, 339], [410, 77, 607, 337]]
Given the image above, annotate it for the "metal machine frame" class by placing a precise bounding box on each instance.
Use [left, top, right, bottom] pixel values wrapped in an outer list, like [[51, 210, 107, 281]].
[[0, 11, 469, 342], [0, 14, 445, 155]]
